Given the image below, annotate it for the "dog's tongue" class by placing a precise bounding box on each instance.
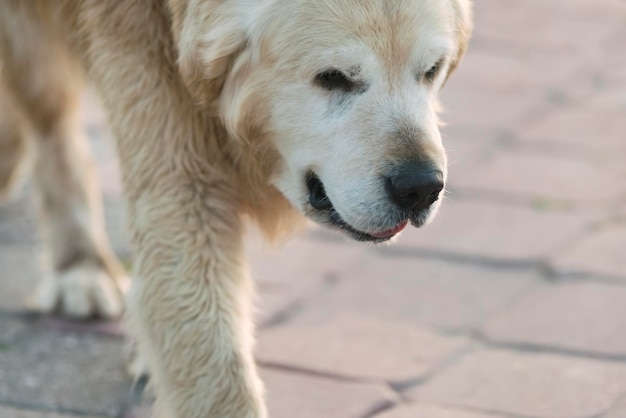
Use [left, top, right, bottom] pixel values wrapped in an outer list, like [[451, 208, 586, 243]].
[[370, 220, 408, 239]]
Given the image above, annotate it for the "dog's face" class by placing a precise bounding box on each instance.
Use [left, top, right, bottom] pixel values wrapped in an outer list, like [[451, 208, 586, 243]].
[[173, 0, 472, 242]]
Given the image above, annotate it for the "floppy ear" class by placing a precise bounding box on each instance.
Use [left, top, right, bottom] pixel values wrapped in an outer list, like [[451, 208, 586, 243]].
[[445, 0, 473, 81], [168, 0, 248, 105]]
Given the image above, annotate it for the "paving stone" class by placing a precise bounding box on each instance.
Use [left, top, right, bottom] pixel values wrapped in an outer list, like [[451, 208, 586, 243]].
[[589, 87, 626, 114], [0, 196, 38, 247], [125, 369, 397, 418], [29, 316, 125, 340], [551, 222, 626, 280], [0, 406, 103, 418], [452, 150, 625, 204], [0, 329, 131, 417], [395, 200, 595, 261], [472, 0, 622, 52], [294, 256, 539, 331], [376, 404, 505, 418], [579, 27, 626, 114], [446, 47, 586, 95], [257, 314, 469, 383], [247, 232, 367, 325], [604, 396, 626, 418], [440, 84, 543, 129], [122, 404, 152, 418], [483, 282, 626, 356], [440, 126, 503, 182], [256, 285, 319, 328], [0, 318, 29, 346], [0, 246, 40, 312], [555, 40, 626, 110], [248, 229, 367, 287], [262, 369, 396, 418], [411, 349, 626, 418], [520, 106, 626, 158]]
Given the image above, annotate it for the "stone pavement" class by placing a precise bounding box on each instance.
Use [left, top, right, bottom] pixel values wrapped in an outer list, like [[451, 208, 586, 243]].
[[1, 0, 625, 417]]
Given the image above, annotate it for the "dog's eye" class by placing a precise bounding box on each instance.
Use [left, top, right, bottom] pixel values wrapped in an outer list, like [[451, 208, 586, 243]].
[[315, 69, 356, 92], [424, 60, 443, 83]]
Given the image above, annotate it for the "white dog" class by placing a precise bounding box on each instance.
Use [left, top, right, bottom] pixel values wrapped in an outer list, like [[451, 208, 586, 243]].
[[0, 0, 472, 416]]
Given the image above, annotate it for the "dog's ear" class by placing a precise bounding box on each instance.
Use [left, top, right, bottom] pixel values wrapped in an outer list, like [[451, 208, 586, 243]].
[[445, 0, 473, 81], [168, 0, 247, 105]]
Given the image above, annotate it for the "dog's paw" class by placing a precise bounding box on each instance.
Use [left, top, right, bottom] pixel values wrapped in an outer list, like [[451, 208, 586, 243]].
[[26, 263, 127, 319]]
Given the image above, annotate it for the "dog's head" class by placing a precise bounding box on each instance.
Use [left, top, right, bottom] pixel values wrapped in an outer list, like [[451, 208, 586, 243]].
[[170, 0, 472, 242]]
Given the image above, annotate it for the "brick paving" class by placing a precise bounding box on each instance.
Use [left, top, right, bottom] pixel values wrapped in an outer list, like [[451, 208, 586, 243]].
[[1, 1, 625, 417]]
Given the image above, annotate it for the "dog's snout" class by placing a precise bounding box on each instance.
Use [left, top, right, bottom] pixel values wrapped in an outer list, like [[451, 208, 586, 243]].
[[387, 164, 444, 211]]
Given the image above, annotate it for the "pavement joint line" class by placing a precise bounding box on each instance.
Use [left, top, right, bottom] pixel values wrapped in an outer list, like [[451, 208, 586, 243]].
[[495, 137, 626, 164], [0, 311, 52, 320], [258, 270, 345, 330], [359, 397, 398, 418], [256, 360, 382, 385], [257, 300, 305, 330], [389, 343, 481, 396], [548, 270, 626, 286], [370, 245, 543, 270], [257, 271, 343, 330], [0, 311, 127, 340], [0, 398, 111, 418], [371, 239, 626, 285], [257, 353, 493, 409], [597, 394, 626, 418], [424, 401, 541, 418], [446, 187, 616, 213], [308, 226, 626, 285], [0, 326, 39, 353], [543, 216, 626, 272], [307, 221, 617, 278], [255, 357, 472, 399], [362, 404, 394, 418], [473, 332, 626, 365], [513, 100, 560, 130]]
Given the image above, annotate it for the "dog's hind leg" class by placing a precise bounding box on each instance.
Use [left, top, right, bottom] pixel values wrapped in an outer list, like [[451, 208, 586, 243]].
[[0, 1, 127, 319], [0, 75, 28, 202]]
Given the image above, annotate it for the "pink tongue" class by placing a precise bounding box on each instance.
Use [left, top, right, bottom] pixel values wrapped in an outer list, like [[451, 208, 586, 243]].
[[370, 220, 408, 239]]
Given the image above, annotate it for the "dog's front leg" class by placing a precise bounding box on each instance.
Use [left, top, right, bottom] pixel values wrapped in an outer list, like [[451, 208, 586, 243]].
[[125, 182, 266, 418], [81, 3, 267, 415]]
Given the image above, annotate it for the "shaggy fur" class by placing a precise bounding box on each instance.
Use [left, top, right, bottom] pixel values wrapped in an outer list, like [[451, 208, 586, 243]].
[[0, 1, 472, 417]]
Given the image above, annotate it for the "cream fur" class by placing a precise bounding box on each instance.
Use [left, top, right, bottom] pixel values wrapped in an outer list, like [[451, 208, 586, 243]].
[[0, 0, 472, 416]]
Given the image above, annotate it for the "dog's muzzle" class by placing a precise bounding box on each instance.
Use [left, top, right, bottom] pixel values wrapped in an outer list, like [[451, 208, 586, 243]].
[[305, 170, 440, 242]]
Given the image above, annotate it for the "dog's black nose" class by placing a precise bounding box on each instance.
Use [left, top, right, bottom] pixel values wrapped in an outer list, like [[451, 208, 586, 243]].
[[388, 165, 444, 211]]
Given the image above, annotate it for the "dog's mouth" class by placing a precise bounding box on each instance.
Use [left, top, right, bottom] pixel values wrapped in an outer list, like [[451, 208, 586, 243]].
[[306, 172, 412, 243]]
